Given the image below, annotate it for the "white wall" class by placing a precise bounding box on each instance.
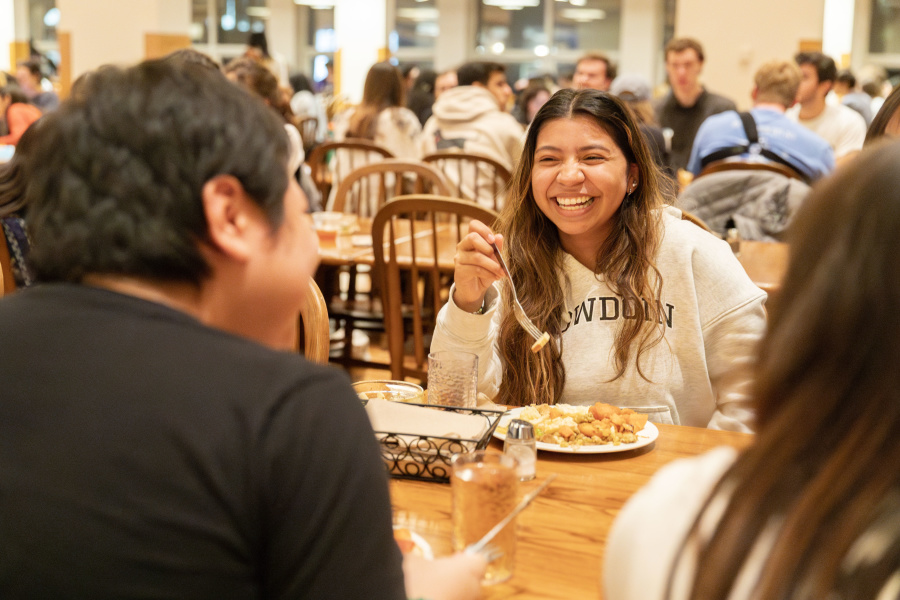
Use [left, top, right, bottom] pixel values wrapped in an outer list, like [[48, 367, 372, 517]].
[[269, 0, 298, 74], [620, 0, 664, 85], [57, 0, 190, 78], [335, 0, 387, 103], [676, 0, 825, 109], [0, 0, 14, 73]]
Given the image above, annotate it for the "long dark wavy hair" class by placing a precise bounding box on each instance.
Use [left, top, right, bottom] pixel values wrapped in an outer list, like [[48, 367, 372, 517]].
[[347, 62, 405, 140], [673, 140, 900, 599], [495, 89, 670, 406]]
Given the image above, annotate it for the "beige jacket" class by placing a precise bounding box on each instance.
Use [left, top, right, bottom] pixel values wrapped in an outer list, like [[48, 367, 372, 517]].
[[420, 86, 524, 209]]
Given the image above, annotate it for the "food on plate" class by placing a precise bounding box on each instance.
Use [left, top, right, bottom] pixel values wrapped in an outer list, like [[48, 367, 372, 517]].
[[500, 402, 648, 448]]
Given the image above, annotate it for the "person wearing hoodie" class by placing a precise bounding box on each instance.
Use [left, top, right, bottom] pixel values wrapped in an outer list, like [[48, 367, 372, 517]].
[[420, 61, 524, 209]]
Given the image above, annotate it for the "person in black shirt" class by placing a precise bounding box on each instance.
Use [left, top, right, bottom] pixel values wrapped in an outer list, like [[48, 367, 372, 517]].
[[0, 59, 483, 600]]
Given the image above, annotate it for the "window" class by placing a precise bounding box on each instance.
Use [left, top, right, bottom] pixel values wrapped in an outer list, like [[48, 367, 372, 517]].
[[475, 0, 622, 84], [553, 0, 620, 53], [869, 0, 900, 54], [395, 0, 438, 49], [191, 0, 272, 62]]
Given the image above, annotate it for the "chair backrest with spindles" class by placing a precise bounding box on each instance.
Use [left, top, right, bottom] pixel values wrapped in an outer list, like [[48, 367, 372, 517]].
[[371, 194, 499, 381], [331, 160, 451, 218], [422, 151, 512, 211], [307, 139, 394, 208]]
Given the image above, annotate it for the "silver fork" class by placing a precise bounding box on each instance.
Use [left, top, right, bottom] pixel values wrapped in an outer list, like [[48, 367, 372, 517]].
[[465, 543, 504, 564], [490, 241, 548, 346]]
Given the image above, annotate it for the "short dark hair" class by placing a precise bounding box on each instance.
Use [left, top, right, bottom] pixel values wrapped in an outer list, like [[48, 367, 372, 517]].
[[795, 51, 837, 84], [17, 59, 42, 79], [836, 69, 856, 88], [664, 38, 704, 62], [247, 31, 269, 57], [576, 53, 618, 81], [162, 48, 221, 72], [25, 59, 290, 284], [0, 84, 28, 105], [457, 61, 505, 87]]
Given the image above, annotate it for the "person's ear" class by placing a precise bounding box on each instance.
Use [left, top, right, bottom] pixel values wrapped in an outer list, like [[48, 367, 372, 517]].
[[628, 164, 640, 190], [201, 174, 263, 262]]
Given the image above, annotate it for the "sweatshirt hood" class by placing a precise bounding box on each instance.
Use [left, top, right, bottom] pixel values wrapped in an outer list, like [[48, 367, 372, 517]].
[[431, 86, 501, 122]]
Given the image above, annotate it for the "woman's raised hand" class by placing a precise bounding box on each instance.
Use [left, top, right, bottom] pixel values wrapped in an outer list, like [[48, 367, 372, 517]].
[[452, 219, 506, 313]]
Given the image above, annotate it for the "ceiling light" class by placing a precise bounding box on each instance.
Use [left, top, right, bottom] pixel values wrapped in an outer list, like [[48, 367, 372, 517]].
[[492, 42, 506, 54], [483, 0, 540, 7], [534, 44, 549, 57], [560, 8, 606, 20], [245, 6, 270, 18], [397, 7, 439, 20]]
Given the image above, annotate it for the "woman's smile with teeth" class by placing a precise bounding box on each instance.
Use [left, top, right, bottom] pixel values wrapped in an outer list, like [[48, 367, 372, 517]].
[[555, 195, 595, 210]]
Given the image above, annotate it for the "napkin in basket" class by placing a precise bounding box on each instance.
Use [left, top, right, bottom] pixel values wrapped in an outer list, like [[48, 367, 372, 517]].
[[364, 398, 489, 441]]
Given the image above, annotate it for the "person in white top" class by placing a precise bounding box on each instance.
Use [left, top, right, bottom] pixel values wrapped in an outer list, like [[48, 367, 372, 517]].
[[787, 51, 866, 165], [430, 89, 766, 431], [333, 62, 421, 161], [604, 140, 900, 600]]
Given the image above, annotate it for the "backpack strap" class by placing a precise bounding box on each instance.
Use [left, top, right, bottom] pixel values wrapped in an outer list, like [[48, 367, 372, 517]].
[[699, 111, 811, 183]]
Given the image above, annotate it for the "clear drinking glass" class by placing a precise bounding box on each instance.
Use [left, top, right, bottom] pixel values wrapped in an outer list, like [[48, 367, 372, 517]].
[[450, 451, 518, 584], [427, 351, 478, 408]]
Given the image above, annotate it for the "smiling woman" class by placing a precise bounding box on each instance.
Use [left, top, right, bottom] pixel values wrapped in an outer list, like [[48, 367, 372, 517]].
[[431, 88, 767, 432]]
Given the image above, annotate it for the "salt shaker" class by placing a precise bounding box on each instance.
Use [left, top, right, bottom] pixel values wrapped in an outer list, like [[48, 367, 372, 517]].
[[503, 419, 537, 481]]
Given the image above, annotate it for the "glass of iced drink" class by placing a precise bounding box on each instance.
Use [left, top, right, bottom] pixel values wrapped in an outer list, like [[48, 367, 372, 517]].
[[450, 451, 518, 584]]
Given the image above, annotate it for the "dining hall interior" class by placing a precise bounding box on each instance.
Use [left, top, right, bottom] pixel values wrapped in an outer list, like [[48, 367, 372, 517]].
[[2, 1, 900, 599]]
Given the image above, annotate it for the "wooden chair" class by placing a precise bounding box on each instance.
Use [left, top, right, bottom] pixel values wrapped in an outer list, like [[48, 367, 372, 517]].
[[679, 208, 714, 234], [296, 277, 330, 365], [697, 158, 808, 183], [306, 139, 394, 207], [297, 116, 319, 156], [331, 159, 451, 217], [325, 161, 451, 370], [372, 194, 499, 381], [0, 231, 15, 296], [422, 150, 512, 211]]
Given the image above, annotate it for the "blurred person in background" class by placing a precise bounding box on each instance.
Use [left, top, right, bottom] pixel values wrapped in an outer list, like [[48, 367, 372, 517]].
[[225, 57, 304, 177], [834, 69, 874, 125], [406, 68, 437, 126], [605, 138, 900, 600], [655, 38, 737, 173], [0, 118, 42, 290], [787, 51, 866, 165], [333, 61, 422, 160], [611, 74, 670, 175], [572, 53, 616, 92], [421, 61, 524, 208], [289, 72, 328, 144], [434, 68, 458, 99], [0, 85, 42, 146], [15, 59, 58, 113], [244, 31, 288, 84], [513, 82, 551, 126]]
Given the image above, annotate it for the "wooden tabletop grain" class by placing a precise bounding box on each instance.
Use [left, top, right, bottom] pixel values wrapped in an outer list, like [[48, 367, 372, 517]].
[[390, 423, 753, 599]]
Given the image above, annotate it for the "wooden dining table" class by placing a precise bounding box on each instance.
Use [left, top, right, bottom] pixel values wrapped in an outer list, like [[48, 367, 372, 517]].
[[390, 423, 753, 599]]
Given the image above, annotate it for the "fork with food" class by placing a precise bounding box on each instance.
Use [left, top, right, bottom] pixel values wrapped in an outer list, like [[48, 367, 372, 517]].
[[448, 219, 550, 353]]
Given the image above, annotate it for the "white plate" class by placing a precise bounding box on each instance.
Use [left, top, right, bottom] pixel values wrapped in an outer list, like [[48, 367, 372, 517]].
[[493, 407, 659, 454]]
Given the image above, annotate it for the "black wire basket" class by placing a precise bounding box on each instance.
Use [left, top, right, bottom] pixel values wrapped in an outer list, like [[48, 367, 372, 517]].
[[363, 401, 506, 483]]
